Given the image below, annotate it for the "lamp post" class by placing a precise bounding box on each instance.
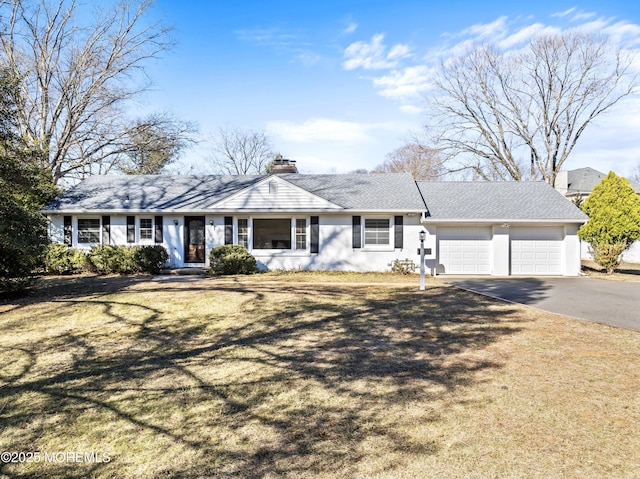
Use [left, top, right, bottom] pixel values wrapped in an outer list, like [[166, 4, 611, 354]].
[[419, 230, 426, 291]]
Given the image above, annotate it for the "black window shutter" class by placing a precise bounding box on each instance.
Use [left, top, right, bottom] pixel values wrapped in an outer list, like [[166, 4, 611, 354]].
[[224, 216, 233, 245], [352, 216, 361, 249], [126, 216, 135, 243], [102, 216, 110, 245], [154, 216, 163, 243], [63, 216, 72, 246], [310, 216, 319, 254], [394, 216, 403, 249]]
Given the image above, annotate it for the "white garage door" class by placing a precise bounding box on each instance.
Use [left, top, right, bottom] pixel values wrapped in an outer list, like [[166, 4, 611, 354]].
[[438, 227, 492, 274], [511, 226, 563, 275]]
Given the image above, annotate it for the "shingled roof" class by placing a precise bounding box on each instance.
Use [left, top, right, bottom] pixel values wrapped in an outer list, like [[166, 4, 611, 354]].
[[284, 173, 425, 210], [43, 173, 426, 213], [565, 167, 640, 195], [417, 181, 588, 222]]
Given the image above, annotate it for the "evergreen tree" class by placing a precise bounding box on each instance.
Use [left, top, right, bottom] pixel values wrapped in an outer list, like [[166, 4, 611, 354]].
[[0, 71, 57, 292], [578, 172, 640, 273]]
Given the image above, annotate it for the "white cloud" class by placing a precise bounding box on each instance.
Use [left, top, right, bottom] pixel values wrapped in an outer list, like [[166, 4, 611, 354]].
[[571, 12, 596, 22], [343, 22, 358, 34], [602, 21, 640, 46], [294, 50, 323, 67], [569, 18, 612, 35], [263, 120, 415, 173], [235, 28, 298, 45], [461, 16, 508, 39], [343, 33, 411, 70], [387, 43, 411, 60], [498, 23, 546, 48], [372, 65, 434, 99], [267, 118, 377, 143], [399, 105, 423, 115], [551, 8, 577, 18]]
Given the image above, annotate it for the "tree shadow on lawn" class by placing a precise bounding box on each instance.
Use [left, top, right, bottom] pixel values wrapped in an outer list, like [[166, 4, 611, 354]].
[[0, 277, 527, 478]]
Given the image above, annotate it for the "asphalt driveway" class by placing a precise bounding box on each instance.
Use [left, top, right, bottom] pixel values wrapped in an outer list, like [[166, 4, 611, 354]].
[[445, 276, 640, 331]]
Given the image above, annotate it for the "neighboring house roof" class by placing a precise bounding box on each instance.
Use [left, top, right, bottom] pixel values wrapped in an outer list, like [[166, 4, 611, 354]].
[[417, 181, 588, 222], [43, 172, 427, 213], [563, 167, 640, 196], [566, 167, 606, 196]]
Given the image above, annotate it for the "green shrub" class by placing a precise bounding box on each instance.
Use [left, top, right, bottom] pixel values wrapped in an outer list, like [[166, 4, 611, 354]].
[[86, 245, 168, 275], [44, 244, 88, 274], [118, 246, 139, 274], [135, 245, 169, 274], [209, 245, 258, 275], [87, 245, 137, 274], [579, 172, 640, 273], [590, 242, 628, 275], [86, 245, 123, 274], [391, 259, 416, 274]]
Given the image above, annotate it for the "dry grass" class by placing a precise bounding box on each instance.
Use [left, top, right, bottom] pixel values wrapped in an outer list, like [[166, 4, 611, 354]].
[[0, 273, 639, 478], [582, 260, 640, 282]]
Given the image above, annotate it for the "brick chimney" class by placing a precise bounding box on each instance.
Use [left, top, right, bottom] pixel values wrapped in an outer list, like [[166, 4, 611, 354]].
[[270, 158, 298, 174]]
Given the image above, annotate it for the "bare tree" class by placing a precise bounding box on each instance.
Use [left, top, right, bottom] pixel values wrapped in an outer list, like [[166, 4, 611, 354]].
[[373, 141, 444, 180], [630, 162, 640, 184], [0, 0, 173, 184], [118, 113, 198, 175], [428, 32, 638, 185], [208, 127, 275, 175]]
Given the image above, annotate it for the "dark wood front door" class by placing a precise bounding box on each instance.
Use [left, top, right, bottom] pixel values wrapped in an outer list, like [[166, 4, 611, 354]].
[[184, 216, 205, 263]]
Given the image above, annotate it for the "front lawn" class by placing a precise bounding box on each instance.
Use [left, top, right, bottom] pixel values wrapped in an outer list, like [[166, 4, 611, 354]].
[[1, 273, 639, 478]]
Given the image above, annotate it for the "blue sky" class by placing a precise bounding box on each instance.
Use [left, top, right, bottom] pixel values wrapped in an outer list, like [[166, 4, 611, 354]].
[[140, 0, 640, 176]]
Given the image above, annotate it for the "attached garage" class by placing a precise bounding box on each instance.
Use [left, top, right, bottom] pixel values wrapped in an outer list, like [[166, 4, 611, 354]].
[[510, 226, 563, 275], [418, 181, 587, 277], [438, 226, 492, 274]]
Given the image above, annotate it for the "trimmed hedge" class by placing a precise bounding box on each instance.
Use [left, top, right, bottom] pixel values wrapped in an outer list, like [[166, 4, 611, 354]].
[[86, 245, 137, 275], [44, 244, 88, 274], [45, 244, 168, 275], [209, 245, 258, 275], [133, 245, 170, 275]]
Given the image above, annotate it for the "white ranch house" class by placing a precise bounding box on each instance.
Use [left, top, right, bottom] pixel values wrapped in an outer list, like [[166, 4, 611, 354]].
[[44, 171, 588, 276]]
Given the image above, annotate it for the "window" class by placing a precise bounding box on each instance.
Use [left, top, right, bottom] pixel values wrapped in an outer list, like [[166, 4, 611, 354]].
[[295, 218, 307, 250], [253, 219, 291, 249], [78, 219, 100, 243], [140, 218, 153, 240], [364, 219, 390, 246], [237, 218, 249, 248]]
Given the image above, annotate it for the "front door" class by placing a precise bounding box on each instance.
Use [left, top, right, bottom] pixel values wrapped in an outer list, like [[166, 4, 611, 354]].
[[184, 216, 205, 263]]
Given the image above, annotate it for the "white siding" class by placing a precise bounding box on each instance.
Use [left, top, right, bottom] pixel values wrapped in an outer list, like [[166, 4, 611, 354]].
[[253, 215, 425, 272], [48, 216, 65, 244], [213, 176, 342, 211], [581, 240, 640, 264]]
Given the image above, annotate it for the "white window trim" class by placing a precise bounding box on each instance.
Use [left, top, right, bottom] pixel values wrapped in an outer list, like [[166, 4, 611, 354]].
[[235, 217, 251, 249], [362, 216, 394, 251], [77, 217, 101, 245], [237, 216, 310, 256], [139, 217, 154, 243], [294, 217, 308, 252]]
